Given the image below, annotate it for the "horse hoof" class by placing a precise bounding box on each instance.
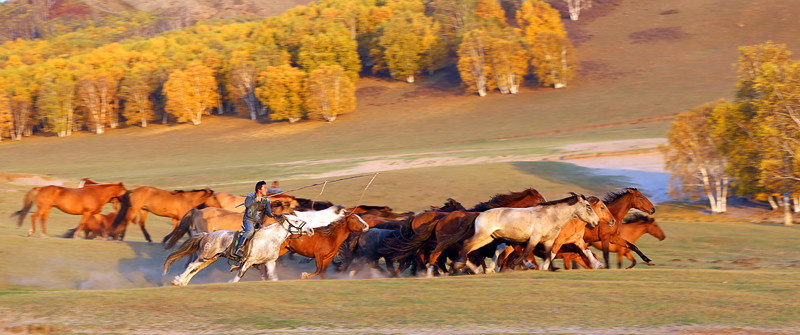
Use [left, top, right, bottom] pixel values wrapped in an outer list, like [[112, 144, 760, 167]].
[[300, 272, 310, 279], [646, 261, 656, 266]]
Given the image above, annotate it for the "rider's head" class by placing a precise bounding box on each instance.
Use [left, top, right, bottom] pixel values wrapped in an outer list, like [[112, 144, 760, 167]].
[[255, 180, 267, 193]]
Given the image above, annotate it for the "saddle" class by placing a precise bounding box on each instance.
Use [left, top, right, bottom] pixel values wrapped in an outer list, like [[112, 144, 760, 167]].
[[224, 231, 248, 262]]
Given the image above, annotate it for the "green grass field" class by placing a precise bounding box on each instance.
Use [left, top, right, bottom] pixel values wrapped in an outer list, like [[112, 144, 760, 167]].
[[1, 0, 800, 333]]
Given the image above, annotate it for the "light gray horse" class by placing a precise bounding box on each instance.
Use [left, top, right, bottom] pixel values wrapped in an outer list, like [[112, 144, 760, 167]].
[[163, 214, 313, 286], [452, 194, 600, 273]]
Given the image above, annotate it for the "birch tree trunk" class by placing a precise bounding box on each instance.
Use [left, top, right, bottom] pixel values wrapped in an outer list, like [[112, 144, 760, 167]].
[[783, 194, 793, 226]]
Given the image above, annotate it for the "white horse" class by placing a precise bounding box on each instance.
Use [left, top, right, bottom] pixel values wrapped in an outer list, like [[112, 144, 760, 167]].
[[452, 194, 600, 273], [163, 214, 313, 286], [294, 205, 347, 229]]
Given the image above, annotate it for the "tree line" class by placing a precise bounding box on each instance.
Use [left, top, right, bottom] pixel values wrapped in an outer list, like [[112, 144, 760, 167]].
[[0, 0, 581, 140], [663, 42, 800, 226]]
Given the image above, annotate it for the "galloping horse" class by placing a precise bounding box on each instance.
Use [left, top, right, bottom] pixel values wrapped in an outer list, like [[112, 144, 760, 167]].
[[11, 183, 127, 238], [344, 227, 402, 277], [161, 200, 298, 249], [164, 214, 313, 286], [587, 213, 665, 269], [276, 212, 369, 279], [111, 186, 215, 243], [583, 188, 657, 268], [452, 194, 600, 273]]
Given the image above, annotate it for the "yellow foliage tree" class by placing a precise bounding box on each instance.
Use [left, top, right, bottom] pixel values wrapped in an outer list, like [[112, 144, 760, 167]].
[[120, 62, 157, 128], [306, 65, 356, 122], [457, 28, 493, 96], [377, 12, 441, 83], [485, 28, 528, 94], [0, 90, 11, 141], [163, 61, 220, 125], [297, 24, 362, 82], [476, 0, 506, 23], [256, 64, 307, 123], [529, 31, 578, 88], [38, 67, 79, 137]]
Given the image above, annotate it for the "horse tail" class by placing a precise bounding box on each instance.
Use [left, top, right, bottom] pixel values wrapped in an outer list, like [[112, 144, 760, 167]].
[[62, 228, 78, 238], [110, 191, 132, 230], [431, 214, 476, 256], [163, 233, 206, 274], [385, 219, 438, 262], [11, 187, 41, 227], [162, 209, 198, 249]]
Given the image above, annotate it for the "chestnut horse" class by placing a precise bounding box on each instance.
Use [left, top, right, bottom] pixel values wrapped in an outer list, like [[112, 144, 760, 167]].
[[11, 183, 127, 238], [583, 188, 657, 268], [64, 212, 117, 240], [587, 213, 665, 269], [111, 186, 215, 243], [275, 212, 369, 279], [453, 194, 600, 273]]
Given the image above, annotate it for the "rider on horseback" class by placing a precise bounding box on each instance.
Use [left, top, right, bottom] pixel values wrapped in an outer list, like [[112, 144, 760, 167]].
[[233, 181, 273, 259]]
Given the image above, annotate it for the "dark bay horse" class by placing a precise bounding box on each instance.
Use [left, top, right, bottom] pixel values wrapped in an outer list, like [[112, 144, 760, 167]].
[[11, 183, 127, 238], [111, 186, 215, 243], [583, 188, 657, 268], [275, 212, 369, 279]]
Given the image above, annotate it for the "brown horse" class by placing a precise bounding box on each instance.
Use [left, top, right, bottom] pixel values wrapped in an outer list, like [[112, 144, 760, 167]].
[[110, 186, 215, 243], [583, 188, 657, 269], [586, 213, 665, 269], [11, 183, 127, 238], [275, 212, 369, 279], [161, 200, 298, 248], [63, 212, 117, 239]]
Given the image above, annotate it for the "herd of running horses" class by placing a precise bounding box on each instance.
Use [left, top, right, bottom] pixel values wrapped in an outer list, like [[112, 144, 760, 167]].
[[10, 178, 665, 286]]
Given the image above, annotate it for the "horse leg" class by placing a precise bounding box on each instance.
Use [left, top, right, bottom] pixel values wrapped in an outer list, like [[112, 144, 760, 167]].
[[538, 240, 558, 271], [29, 206, 49, 237], [137, 210, 153, 243], [38, 208, 52, 238], [426, 248, 445, 278], [172, 255, 219, 286], [73, 213, 94, 239], [624, 249, 637, 269], [302, 253, 325, 279], [265, 261, 278, 281], [452, 234, 494, 271], [601, 240, 611, 269], [575, 240, 603, 269], [384, 258, 397, 277], [623, 240, 654, 266]]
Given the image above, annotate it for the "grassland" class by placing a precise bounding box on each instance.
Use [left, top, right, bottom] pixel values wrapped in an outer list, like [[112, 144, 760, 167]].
[[1, 0, 800, 333]]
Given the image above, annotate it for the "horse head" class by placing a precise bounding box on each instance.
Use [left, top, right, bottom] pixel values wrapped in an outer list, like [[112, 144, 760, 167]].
[[586, 196, 616, 227], [344, 212, 370, 232], [572, 193, 600, 227], [644, 216, 666, 241], [627, 188, 656, 214], [283, 214, 314, 236]]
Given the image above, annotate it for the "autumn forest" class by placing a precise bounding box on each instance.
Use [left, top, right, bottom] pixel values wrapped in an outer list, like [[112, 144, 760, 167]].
[[0, 0, 581, 140]]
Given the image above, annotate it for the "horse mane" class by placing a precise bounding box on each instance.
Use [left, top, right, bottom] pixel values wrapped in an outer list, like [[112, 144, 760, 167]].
[[313, 217, 347, 237], [537, 194, 580, 207], [469, 189, 540, 211], [603, 188, 638, 204], [170, 188, 211, 194], [624, 213, 653, 224]]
